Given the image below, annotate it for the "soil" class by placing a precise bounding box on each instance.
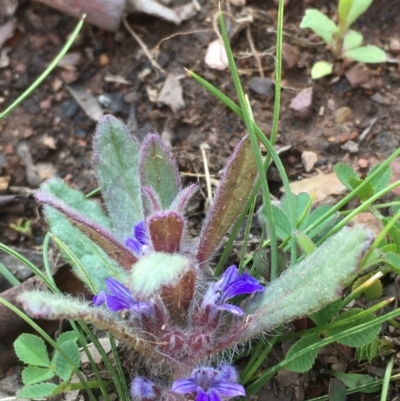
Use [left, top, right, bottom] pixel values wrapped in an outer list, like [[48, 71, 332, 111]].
[[1, 0, 400, 400]]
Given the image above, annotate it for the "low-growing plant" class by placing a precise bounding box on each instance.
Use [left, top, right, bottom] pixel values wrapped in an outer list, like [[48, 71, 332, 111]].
[[2, 4, 400, 401], [300, 0, 387, 79]]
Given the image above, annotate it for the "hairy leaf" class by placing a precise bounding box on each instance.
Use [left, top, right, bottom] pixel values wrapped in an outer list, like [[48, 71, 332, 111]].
[[140, 134, 180, 210], [196, 136, 257, 264], [240, 225, 373, 340], [93, 115, 143, 240], [37, 193, 137, 270], [148, 211, 184, 253], [14, 334, 50, 367]]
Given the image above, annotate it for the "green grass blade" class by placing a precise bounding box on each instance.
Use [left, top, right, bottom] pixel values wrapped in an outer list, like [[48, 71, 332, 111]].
[[0, 16, 85, 119], [0, 261, 20, 286]]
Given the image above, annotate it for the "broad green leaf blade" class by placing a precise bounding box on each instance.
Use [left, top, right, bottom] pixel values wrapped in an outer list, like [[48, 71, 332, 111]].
[[327, 309, 381, 347], [93, 115, 143, 240], [300, 9, 339, 45], [242, 225, 373, 339], [311, 61, 333, 79], [17, 383, 58, 399], [53, 340, 80, 381], [310, 299, 341, 326], [386, 251, 400, 273], [269, 205, 291, 240], [285, 333, 320, 372], [140, 134, 181, 209], [343, 30, 363, 51], [44, 207, 127, 291], [56, 331, 79, 346], [22, 366, 55, 385], [329, 378, 347, 401], [325, 370, 376, 390], [14, 334, 50, 367], [281, 192, 311, 224], [367, 163, 392, 194], [303, 205, 338, 240], [196, 136, 257, 264], [344, 46, 387, 63], [294, 231, 316, 255], [348, 177, 374, 201], [343, 0, 373, 30], [338, 0, 352, 29], [334, 163, 358, 190]]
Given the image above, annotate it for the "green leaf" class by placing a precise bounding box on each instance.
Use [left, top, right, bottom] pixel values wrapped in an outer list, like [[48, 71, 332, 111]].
[[327, 309, 381, 347], [343, 30, 363, 51], [310, 299, 341, 326], [300, 9, 339, 45], [329, 378, 347, 401], [17, 383, 58, 399], [367, 163, 392, 194], [281, 192, 311, 225], [45, 207, 127, 291], [244, 226, 373, 338], [341, 0, 373, 31], [334, 163, 358, 190], [270, 204, 291, 240], [305, 205, 338, 240], [56, 331, 79, 346], [22, 366, 55, 385], [140, 134, 180, 210], [285, 333, 320, 372], [196, 136, 257, 264], [311, 60, 333, 79], [356, 338, 380, 362], [53, 340, 80, 381], [324, 370, 376, 391], [385, 252, 400, 273], [344, 46, 387, 63], [348, 177, 374, 201], [294, 231, 316, 255], [338, 0, 353, 29], [93, 115, 143, 240], [14, 334, 50, 367], [352, 274, 383, 302]]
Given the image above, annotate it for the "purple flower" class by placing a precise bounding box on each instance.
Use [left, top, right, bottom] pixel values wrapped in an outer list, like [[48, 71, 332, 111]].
[[93, 277, 153, 316], [201, 265, 263, 316], [131, 377, 158, 401], [171, 365, 245, 401], [125, 221, 149, 257]]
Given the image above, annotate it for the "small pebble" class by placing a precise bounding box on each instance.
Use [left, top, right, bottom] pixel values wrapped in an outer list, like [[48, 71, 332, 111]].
[[358, 159, 369, 169], [301, 151, 318, 172], [335, 106, 352, 123], [341, 140, 359, 153], [248, 77, 275, 99], [390, 38, 400, 54], [99, 54, 110, 66], [289, 87, 313, 120], [40, 99, 52, 110], [59, 99, 80, 119]]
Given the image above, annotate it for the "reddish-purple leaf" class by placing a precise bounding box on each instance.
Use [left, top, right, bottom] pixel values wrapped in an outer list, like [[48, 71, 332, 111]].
[[148, 211, 184, 253], [142, 186, 162, 217], [170, 183, 198, 213], [36, 193, 137, 270], [196, 136, 257, 265]]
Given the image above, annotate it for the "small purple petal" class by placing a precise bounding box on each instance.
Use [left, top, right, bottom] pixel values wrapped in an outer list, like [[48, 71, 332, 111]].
[[223, 274, 264, 300], [218, 364, 238, 383], [212, 382, 245, 397], [131, 377, 157, 400], [125, 237, 142, 255], [216, 304, 243, 316], [92, 291, 107, 306], [171, 378, 197, 394], [197, 390, 219, 401], [134, 221, 148, 245]]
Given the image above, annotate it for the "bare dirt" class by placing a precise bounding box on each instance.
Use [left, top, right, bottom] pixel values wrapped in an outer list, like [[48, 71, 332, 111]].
[[1, 0, 400, 399]]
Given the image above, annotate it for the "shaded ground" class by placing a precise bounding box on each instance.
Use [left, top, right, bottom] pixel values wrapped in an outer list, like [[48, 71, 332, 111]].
[[1, 0, 400, 399]]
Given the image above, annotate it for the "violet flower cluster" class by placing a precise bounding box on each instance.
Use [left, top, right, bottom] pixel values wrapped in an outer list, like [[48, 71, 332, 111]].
[[93, 223, 262, 400]]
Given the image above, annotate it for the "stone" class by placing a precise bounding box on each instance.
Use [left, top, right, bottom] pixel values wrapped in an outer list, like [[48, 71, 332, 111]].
[[301, 151, 318, 172], [335, 106, 352, 123], [289, 87, 313, 120], [248, 76, 275, 99]]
